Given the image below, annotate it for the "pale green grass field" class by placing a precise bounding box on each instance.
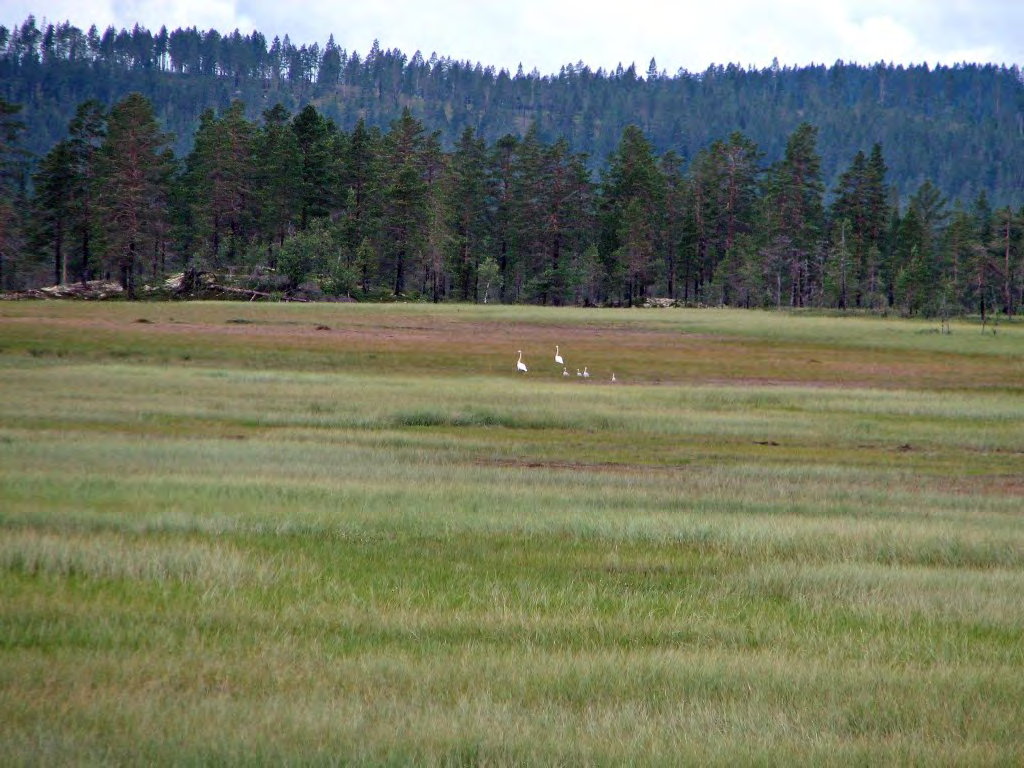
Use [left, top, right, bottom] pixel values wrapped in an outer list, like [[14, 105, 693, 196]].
[[0, 303, 1021, 764]]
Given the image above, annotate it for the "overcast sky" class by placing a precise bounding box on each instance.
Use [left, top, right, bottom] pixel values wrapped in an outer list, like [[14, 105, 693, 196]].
[[6, 1, 1022, 75]]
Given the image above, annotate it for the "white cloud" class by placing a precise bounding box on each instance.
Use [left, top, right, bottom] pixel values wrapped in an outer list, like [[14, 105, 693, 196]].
[[2, 0, 107, 30], [4, 0, 1021, 74], [111, 1, 252, 33]]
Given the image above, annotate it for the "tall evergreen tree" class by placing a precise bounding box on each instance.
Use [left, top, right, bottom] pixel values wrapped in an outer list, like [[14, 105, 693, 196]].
[[709, 132, 761, 258], [65, 100, 106, 284], [179, 100, 256, 265], [337, 117, 383, 263], [830, 150, 868, 309], [447, 126, 489, 301], [890, 180, 950, 313], [508, 125, 552, 302], [599, 124, 664, 305], [658, 151, 686, 300], [701, 131, 762, 304], [525, 137, 587, 306], [381, 107, 429, 295], [488, 133, 521, 302], [555, 145, 596, 305], [940, 206, 977, 312], [990, 206, 1022, 317], [419, 126, 447, 298], [892, 204, 928, 314], [253, 103, 302, 258], [291, 104, 340, 227], [93, 93, 173, 298], [30, 139, 76, 284], [765, 122, 824, 306]]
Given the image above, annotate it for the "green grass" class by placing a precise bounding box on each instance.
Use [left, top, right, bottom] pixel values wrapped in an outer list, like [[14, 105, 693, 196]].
[[0, 302, 1022, 764]]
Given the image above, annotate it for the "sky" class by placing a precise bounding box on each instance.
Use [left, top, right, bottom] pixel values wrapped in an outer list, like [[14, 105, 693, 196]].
[[5, 1, 1022, 76]]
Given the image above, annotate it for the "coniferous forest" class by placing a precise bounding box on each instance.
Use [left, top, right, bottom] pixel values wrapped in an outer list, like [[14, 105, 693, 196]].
[[0, 15, 1022, 316]]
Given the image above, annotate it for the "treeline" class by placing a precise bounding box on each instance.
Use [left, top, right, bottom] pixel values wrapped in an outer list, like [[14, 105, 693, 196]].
[[2, 15, 1024, 209], [1, 90, 1020, 317]]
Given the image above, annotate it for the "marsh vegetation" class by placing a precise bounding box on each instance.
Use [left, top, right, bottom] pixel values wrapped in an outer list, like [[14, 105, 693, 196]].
[[1, 303, 1021, 763]]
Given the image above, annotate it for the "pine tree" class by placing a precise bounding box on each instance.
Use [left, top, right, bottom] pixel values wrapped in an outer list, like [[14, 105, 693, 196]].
[[382, 108, 429, 295], [422, 181, 451, 302], [830, 150, 867, 308], [765, 122, 824, 306], [864, 144, 889, 245], [658, 151, 686, 300], [896, 180, 950, 314], [701, 131, 762, 304], [940, 207, 977, 313], [990, 206, 1022, 317], [712, 132, 762, 257], [291, 104, 340, 227], [419, 127, 448, 299], [65, 100, 106, 284], [93, 93, 173, 298], [509, 124, 549, 302], [448, 126, 489, 301], [488, 133, 520, 302], [30, 139, 76, 284], [338, 118, 383, 258], [180, 100, 256, 266], [599, 125, 664, 305], [556, 147, 596, 304], [892, 205, 927, 314], [253, 103, 302, 260], [823, 218, 853, 309], [318, 35, 342, 92], [537, 137, 592, 306], [859, 143, 890, 305]]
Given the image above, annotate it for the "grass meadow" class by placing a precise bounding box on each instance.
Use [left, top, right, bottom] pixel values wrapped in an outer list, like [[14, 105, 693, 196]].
[[0, 301, 1022, 764]]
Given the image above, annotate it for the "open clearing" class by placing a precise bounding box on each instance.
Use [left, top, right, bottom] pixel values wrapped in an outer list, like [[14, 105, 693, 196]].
[[1, 302, 1022, 764]]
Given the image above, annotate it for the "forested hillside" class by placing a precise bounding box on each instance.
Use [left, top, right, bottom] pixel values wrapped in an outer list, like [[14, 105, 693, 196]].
[[0, 15, 1021, 316], [2, 15, 1023, 204]]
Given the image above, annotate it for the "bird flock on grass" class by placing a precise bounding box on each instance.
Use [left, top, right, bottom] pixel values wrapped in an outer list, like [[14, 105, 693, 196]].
[[515, 346, 617, 383]]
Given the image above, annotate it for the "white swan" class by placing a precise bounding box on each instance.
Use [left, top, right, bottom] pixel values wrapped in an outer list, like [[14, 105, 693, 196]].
[[554, 345, 564, 365], [582, 367, 590, 378], [516, 350, 528, 373], [562, 367, 570, 377], [611, 372, 617, 383], [576, 368, 582, 377]]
